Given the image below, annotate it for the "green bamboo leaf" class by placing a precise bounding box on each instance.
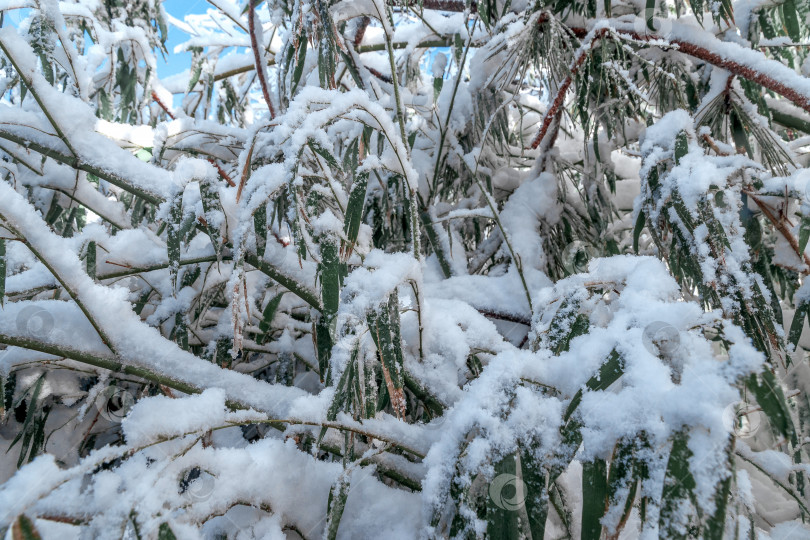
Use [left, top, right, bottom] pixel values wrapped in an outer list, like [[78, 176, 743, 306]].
[[564, 350, 624, 421], [309, 140, 341, 171], [705, 443, 733, 540], [26, 407, 50, 464], [746, 370, 796, 442], [486, 453, 520, 540], [799, 218, 810, 254], [157, 6, 168, 45], [323, 344, 357, 433], [199, 181, 222, 261], [479, 0, 491, 28], [674, 131, 689, 165], [453, 33, 463, 65], [367, 296, 406, 416], [789, 302, 808, 349], [44, 197, 63, 226], [342, 139, 359, 174], [11, 515, 41, 540], [605, 439, 640, 538], [315, 316, 333, 383], [291, 36, 308, 94], [343, 172, 368, 248], [253, 203, 267, 259], [174, 312, 188, 350], [187, 60, 202, 92], [633, 210, 645, 254], [8, 375, 45, 452], [257, 292, 284, 345], [167, 195, 182, 291], [419, 209, 452, 278], [581, 459, 608, 540], [716, 0, 733, 25], [520, 447, 548, 540], [549, 351, 625, 487], [433, 77, 443, 101], [338, 49, 364, 88], [318, 42, 327, 89], [320, 238, 341, 316], [771, 108, 810, 134], [325, 473, 351, 540], [782, 0, 801, 43], [658, 430, 697, 540], [157, 523, 177, 540], [552, 312, 589, 354], [0, 238, 6, 305], [86, 240, 96, 280]]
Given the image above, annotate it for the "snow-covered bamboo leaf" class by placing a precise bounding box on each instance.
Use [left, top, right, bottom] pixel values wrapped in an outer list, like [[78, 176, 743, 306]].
[[343, 172, 368, 251], [167, 195, 182, 291], [658, 430, 697, 540], [325, 473, 351, 540], [520, 447, 548, 540], [0, 238, 5, 305], [789, 302, 808, 349], [0, 1, 807, 537], [746, 370, 796, 442]]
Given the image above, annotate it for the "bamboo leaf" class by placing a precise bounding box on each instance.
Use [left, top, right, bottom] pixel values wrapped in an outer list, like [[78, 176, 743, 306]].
[[187, 61, 202, 92], [8, 375, 45, 453], [633, 210, 645, 254], [746, 370, 796, 443], [782, 0, 801, 43], [581, 459, 608, 540], [199, 181, 222, 261], [674, 131, 689, 164], [646, 0, 656, 31], [157, 523, 177, 540], [343, 172, 368, 253], [564, 350, 624, 422], [11, 515, 41, 540], [324, 473, 351, 540], [309, 140, 340, 171], [658, 430, 697, 540], [433, 77, 443, 101], [705, 443, 733, 540], [789, 302, 808, 349], [257, 292, 284, 345], [86, 240, 96, 280], [291, 36, 308, 94], [167, 195, 182, 291], [799, 218, 810, 254], [486, 453, 521, 540], [367, 296, 406, 417], [0, 238, 5, 305], [520, 447, 548, 540]]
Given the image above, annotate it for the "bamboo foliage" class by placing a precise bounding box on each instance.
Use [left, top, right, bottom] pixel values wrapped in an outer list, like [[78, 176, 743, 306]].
[[0, 0, 808, 538]]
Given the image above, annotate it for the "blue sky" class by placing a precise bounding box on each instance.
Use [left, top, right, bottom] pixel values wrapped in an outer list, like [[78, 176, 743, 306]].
[[159, 0, 209, 78]]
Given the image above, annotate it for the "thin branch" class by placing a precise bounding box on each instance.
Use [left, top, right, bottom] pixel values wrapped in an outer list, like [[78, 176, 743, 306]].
[[530, 27, 608, 149], [150, 90, 176, 120], [0, 128, 164, 205], [744, 190, 810, 271], [207, 158, 237, 187], [249, 0, 276, 118]]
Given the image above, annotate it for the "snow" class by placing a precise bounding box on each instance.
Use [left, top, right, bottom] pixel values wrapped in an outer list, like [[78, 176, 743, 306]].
[[0, 1, 807, 537]]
